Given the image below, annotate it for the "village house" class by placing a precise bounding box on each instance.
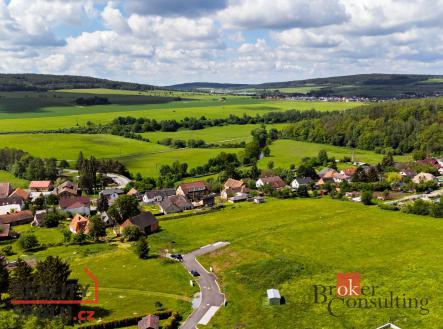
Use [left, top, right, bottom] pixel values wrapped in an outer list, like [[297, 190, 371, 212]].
[[0, 210, 33, 226], [32, 210, 47, 227], [54, 180, 79, 198], [143, 188, 176, 204], [332, 172, 350, 183], [228, 192, 249, 203], [100, 212, 115, 227], [0, 196, 24, 215], [318, 167, 336, 178], [10, 188, 30, 201], [0, 223, 11, 240], [256, 176, 287, 190], [290, 177, 313, 190], [120, 211, 159, 235], [340, 167, 357, 177], [176, 181, 210, 202], [137, 314, 159, 329], [69, 214, 89, 234], [221, 178, 250, 200], [100, 188, 124, 205], [60, 196, 91, 215], [0, 183, 13, 198], [412, 172, 436, 184], [29, 181, 53, 192], [160, 195, 193, 215], [127, 188, 142, 200]]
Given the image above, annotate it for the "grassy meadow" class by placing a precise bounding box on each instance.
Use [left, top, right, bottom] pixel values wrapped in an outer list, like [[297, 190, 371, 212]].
[[0, 89, 363, 132], [151, 198, 443, 328], [0, 170, 28, 188], [0, 134, 239, 177], [258, 139, 412, 169]]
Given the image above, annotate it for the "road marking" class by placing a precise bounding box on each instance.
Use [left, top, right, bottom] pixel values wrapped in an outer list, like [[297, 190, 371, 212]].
[[199, 306, 220, 325]]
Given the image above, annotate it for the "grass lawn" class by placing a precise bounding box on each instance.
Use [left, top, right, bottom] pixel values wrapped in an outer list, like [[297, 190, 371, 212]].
[[141, 123, 289, 144], [151, 198, 443, 328], [258, 139, 412, 168], [0, 170, 29, 188], [0, 134, 239, 177]]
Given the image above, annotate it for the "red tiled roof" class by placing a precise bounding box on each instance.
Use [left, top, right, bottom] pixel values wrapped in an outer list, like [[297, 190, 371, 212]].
[[60, 196, 90, 209], [343, 167, 357, 176], [224, 178, 244, 189], [29, 181, 52, 189], [138, 315, 159, 329], [10, 188, 30, 201], [178, 181, 209, 193], [0, 210, 33, 225], [259, 176, 286, 189], [69, 214, 89, 234]]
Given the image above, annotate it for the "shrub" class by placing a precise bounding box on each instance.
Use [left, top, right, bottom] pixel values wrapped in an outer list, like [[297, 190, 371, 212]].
[[361, 190, 373, 205], [135, 237, 149, 259], [122, 225, 141, 242], [18, 234, 39, 250], [378, 203, 399, 211]]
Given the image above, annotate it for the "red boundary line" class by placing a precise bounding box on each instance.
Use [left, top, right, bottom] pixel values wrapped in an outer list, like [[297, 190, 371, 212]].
[[11, 267, 99, 305]]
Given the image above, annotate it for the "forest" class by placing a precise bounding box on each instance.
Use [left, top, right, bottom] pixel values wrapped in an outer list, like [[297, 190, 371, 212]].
[[281, 98, 443, 156]]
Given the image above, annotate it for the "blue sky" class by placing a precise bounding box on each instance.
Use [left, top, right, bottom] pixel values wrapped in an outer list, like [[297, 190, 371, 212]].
[[1, 0, 443, 85]]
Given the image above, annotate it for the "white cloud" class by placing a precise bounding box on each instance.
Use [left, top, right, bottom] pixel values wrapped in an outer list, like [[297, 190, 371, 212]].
[[218, 0, 349, 29], [101, 2, 130, 34], [273, 29, 343, 48]]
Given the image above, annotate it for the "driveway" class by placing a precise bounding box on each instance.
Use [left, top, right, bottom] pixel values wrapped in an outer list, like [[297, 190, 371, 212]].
[[105, 173, 131, 188], [180, 242, 230, 329]]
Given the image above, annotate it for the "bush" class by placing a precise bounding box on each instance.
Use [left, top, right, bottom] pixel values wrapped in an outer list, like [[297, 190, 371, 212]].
[[378, 203, 399, 211], [135, 236, 149, 259], [18, 234, 39, 250], [43, 212, 65, 228], [361, 190, 373, 205], [0, 246, 14, 256], [122, 225, 141, 242], [403, 199, 432, 216]]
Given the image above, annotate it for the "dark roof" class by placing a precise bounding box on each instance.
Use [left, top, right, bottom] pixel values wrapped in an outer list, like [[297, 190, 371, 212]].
[[0, 210, 33, 225], [178, 181, 209, 193], [145, 188, 176, 199], [0, 224, 10, 238], [60, 196, 90, 209], [0, 196, 24, 206], [160, 195, 192, 213], [293, 177, 313, 185], [0, 183, 13, 198], [100, 188, 124, 196], [121, 212, 158, 230]]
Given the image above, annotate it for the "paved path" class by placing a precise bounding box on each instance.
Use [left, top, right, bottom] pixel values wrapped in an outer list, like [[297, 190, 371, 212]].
[[385, 189, 443, 205], [105, 173, 131, 188], [180, 242, 230, 329]]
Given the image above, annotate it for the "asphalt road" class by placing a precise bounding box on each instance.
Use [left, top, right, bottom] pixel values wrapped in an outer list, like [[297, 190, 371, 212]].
[[180, 242, 230, 329]]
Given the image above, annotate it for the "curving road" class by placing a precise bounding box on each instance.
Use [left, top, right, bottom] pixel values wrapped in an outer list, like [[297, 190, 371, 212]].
[[180, 242, 230, 329]]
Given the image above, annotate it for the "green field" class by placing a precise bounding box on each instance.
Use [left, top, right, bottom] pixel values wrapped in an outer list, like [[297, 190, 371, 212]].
[[258, 139, 412, 169], [0, 170, 29, 188], [141, 124, 289, 144], [0, 134, 239, 177], [0, 89, 363, 132], [151, 198, 442, 328]]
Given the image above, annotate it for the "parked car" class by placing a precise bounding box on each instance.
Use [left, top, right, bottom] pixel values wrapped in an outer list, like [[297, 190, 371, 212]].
[[191, 270, 200, 277], [171, 254, 183, 261]]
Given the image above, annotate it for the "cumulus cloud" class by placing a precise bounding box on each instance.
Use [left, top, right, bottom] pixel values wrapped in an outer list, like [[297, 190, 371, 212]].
[[218, 0, 349, 29], [124, 0, 228, 17], [1, 0, 443, 84]]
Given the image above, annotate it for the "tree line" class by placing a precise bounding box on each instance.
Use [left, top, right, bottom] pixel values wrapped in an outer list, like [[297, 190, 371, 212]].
[[281, 98, 443, 156]]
